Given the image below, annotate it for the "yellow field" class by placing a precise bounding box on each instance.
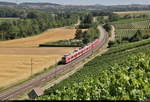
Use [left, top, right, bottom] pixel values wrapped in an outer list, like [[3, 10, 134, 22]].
[[114, 10, 150, 15], [0, 47, 76, 88], [0, 27, 76, 48], [0, 27, 78, 88]]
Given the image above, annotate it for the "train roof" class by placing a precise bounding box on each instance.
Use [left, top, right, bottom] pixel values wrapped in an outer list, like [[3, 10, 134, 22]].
[[62, 39, 99, 58], [63, 48, 80, 57]]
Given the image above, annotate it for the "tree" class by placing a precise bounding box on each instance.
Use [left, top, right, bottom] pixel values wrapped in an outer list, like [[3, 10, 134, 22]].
[[123, 14, 132, 19], [129, 30, 143, 42], [108, 13, 120, 22], [83, 14, 93, 24], [103, 23, 111, 34], [27, 11, 39, 19], [0, 11, 78, 41], [108, 40, 115, 48], [75, 29, 83, 39], [0, 22, 12, 40]]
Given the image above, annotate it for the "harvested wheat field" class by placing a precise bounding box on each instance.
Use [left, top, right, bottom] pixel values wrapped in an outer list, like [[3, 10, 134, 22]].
[[0, 47, 77, 88], [0, 26, 78, 88], [0, 27, 76, 48]]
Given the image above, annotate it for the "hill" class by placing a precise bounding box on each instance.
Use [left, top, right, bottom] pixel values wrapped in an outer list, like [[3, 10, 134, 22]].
[[0, 1, 17, 6], [20, 2, 61, 6]]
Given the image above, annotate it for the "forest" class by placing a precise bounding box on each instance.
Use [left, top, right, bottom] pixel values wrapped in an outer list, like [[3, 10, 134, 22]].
[[0, 8, 78, 40]]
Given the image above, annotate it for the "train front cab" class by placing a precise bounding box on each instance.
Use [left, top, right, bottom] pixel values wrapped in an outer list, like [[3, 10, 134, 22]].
[[62, 56, 66, 64], [62, 55, 71, 64]]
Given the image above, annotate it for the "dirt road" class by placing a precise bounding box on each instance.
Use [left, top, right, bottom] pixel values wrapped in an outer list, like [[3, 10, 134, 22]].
[[110, 25, 115, 41]]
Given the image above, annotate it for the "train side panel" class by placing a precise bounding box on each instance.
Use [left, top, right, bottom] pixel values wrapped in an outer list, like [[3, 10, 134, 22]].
[[62, 39, 100, 64]]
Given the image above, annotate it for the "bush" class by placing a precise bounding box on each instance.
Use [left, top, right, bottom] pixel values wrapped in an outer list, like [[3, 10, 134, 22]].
[[108, 40, 115, 48]]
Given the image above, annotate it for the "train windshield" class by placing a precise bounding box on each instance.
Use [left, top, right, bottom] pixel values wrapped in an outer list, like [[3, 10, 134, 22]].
[[62, 57, 66, 63], [62, 57, 66, 60]]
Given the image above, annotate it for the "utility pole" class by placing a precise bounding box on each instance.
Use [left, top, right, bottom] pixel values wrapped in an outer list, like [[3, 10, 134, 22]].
[[2, 32, 4, 41], [31, 58, 32, 77], [0, 32, 2, 41], [55, 58, 57, 78]]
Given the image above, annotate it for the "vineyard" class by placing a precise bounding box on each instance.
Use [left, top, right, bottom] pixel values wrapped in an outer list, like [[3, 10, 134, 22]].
[[106, 38, 150, 55], [114, 20, 150, 29], [36, 53, 150, 100], [115, 29, 150, 41], [110, 18, 150, 24], [113, 20, 150, 40], [34, 37, 150, 100]]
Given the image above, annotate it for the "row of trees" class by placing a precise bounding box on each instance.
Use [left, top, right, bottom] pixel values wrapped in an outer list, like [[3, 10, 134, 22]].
[[75, 13, 100, 44], [0, 7, 25, 18], [75, 22, 99, 44], [95, 13, 120, 24], [82, 23, 100, 44], [123, 14, 149, 19], [0, 11, 78, 40], [78, 14, 93, 29], [103, 23, 112, 37]]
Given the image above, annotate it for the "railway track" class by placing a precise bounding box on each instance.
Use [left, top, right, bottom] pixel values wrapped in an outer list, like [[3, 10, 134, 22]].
[[0, 25, 109, 100]]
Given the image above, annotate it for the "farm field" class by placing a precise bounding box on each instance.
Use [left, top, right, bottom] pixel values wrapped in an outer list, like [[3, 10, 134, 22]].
[[114, 10, 150, 14], [0, 47, 76, 88], [114, 20, 150, 29], [0, 27, 77, 89], [0, 27, 76, 47], [115, 29, 150, 40]]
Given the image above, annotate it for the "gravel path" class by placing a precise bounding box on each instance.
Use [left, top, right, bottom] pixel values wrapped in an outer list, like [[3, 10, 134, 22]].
[[110, 25, 115, 41]]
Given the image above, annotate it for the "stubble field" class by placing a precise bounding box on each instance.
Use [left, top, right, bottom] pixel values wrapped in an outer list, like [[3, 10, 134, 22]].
[[0, 27, 76, 47], [114, 10, 150, 14], [0, 27, 77, 88]]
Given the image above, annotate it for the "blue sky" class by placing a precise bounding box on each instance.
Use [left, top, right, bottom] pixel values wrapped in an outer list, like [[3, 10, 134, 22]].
[[1, 0, 150, 5]]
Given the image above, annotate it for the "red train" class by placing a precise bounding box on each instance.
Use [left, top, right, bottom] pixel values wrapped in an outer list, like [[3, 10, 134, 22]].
[[62, 39, 99, 64]]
